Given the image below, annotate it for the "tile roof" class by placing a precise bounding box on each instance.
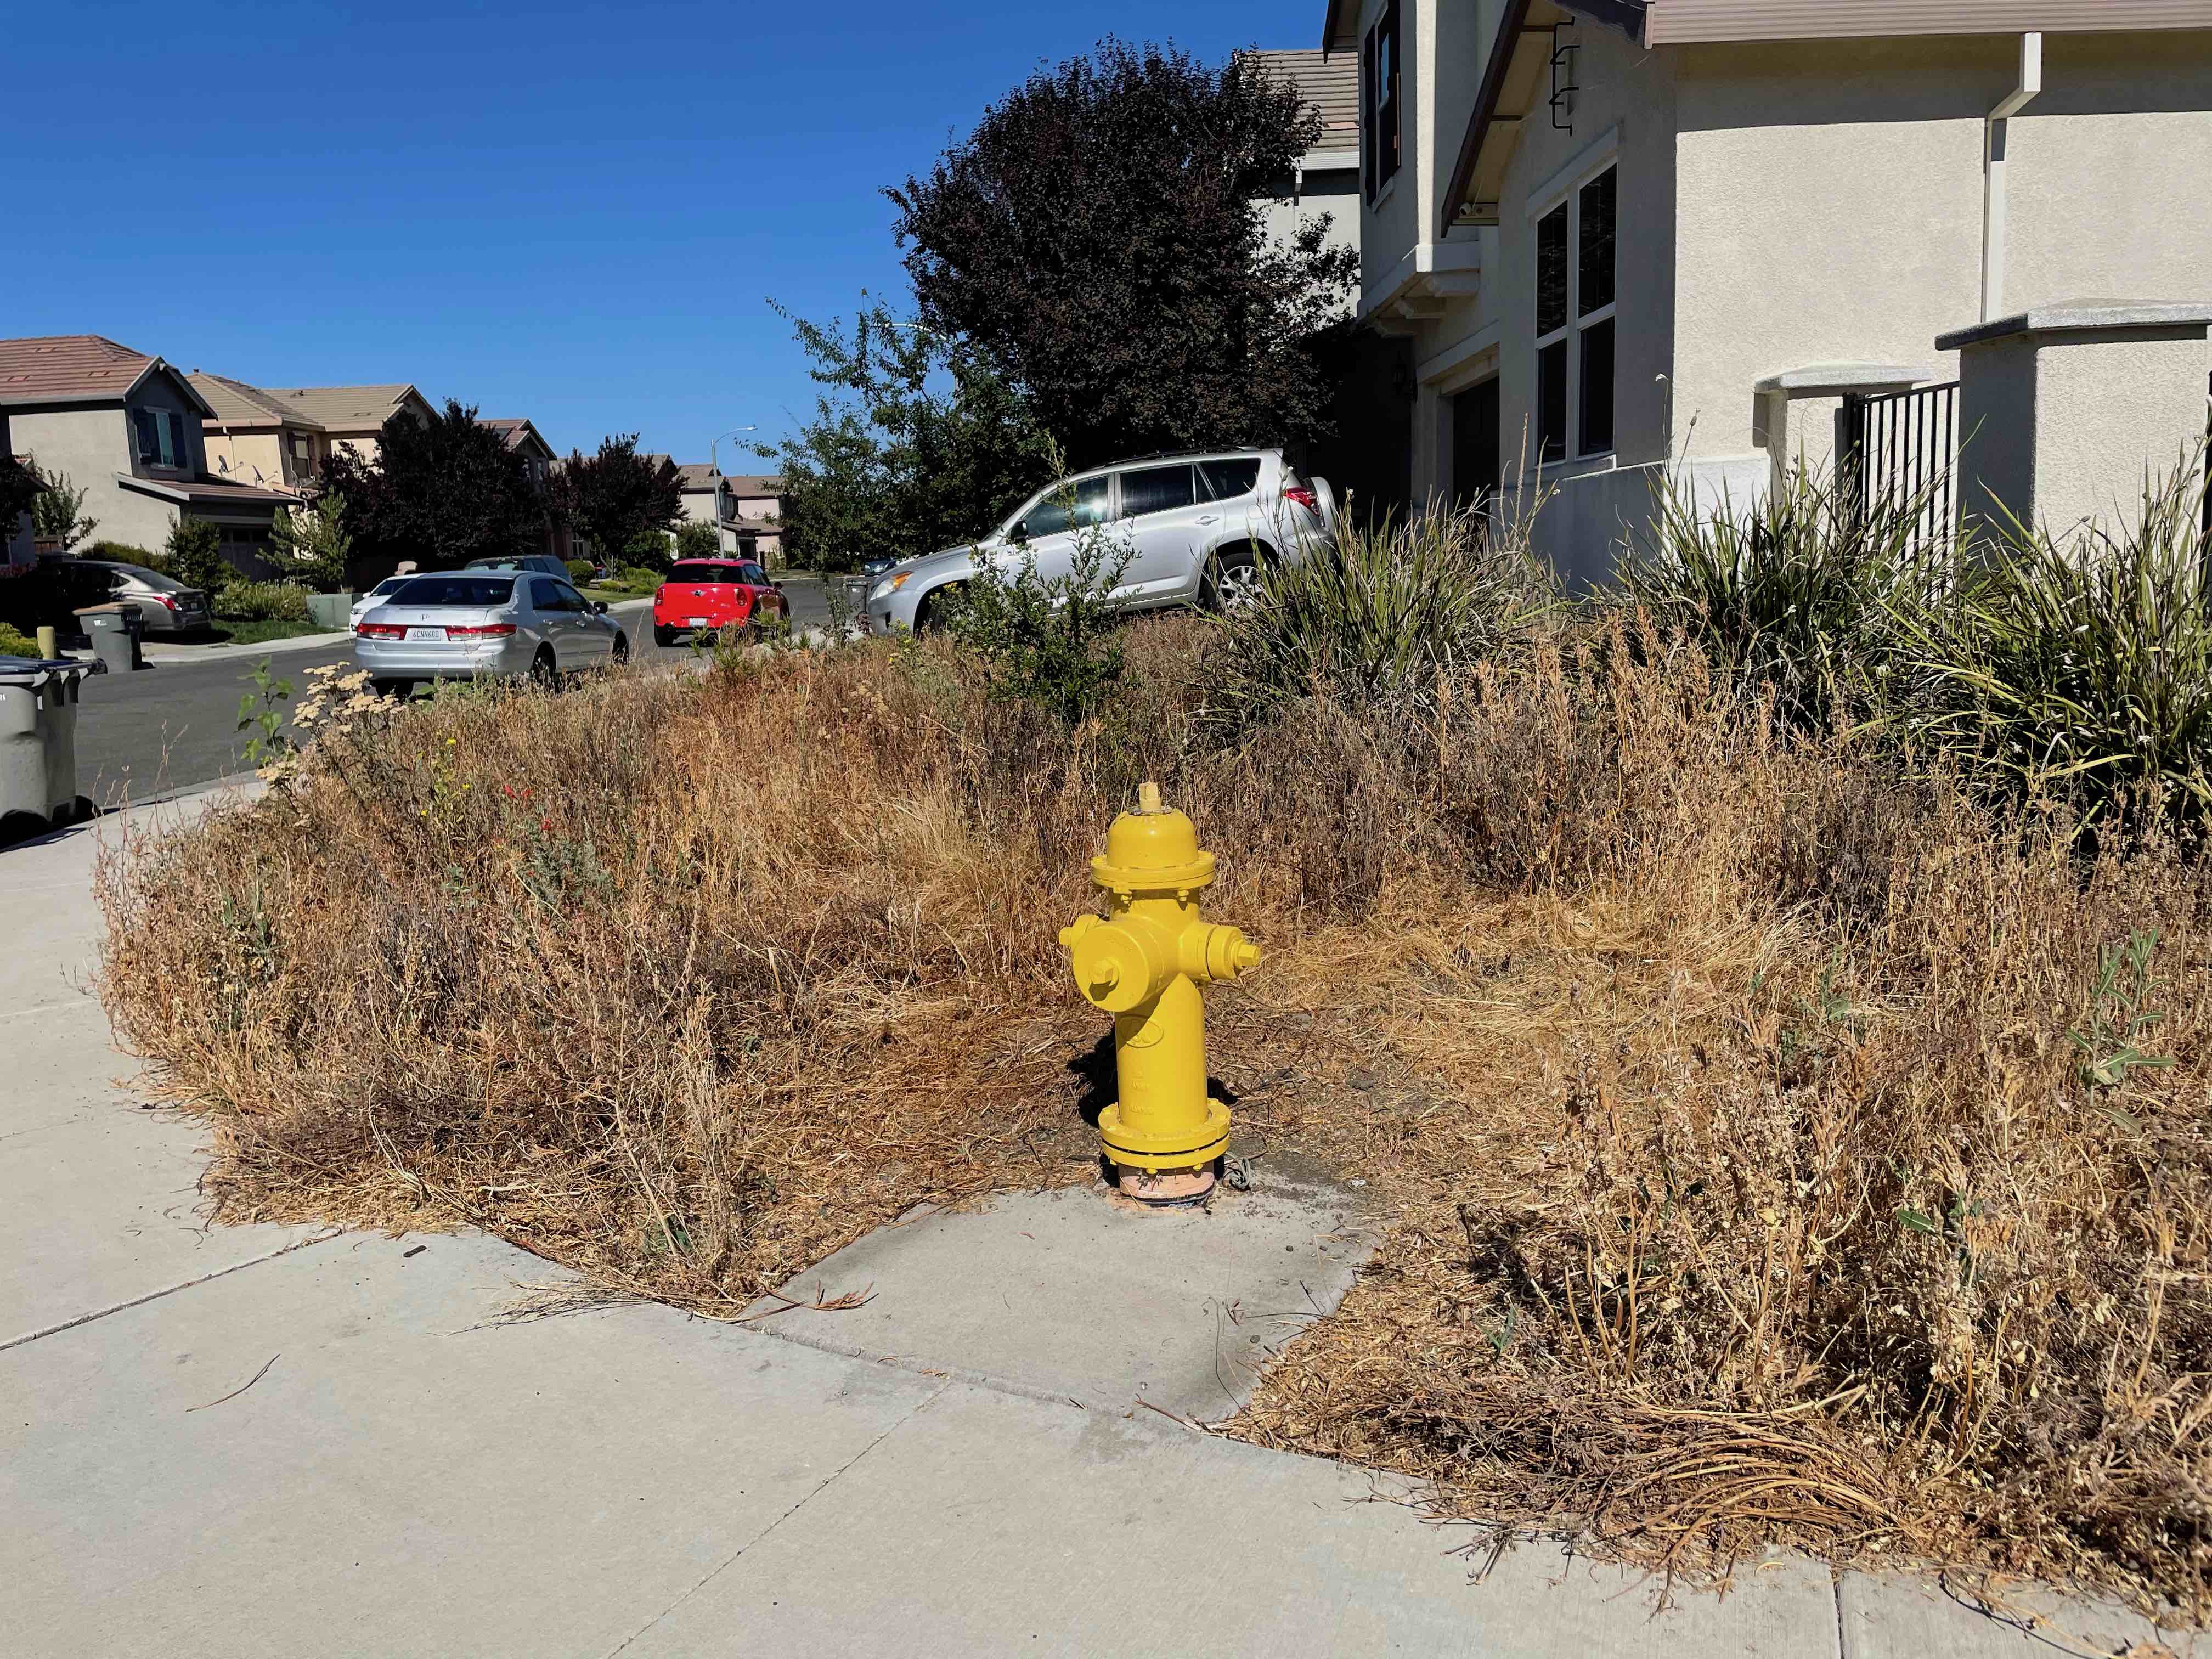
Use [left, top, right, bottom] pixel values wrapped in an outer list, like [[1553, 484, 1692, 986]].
[[675, 462, 719, 490], [0, 335, 168, 405], [720, 474, 784, 495], [478, 416, 554, 456], [256, 383, 419, 431], [189, 372, 323, 429], [1245, 48, 1361, 145]]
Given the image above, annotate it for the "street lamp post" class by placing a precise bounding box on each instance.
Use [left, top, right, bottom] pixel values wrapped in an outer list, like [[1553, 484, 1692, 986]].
[[709, 425, 757, 476]]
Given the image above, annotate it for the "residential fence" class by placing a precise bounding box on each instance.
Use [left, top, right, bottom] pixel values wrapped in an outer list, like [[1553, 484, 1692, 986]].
[[1842, 380, 1957, 551]]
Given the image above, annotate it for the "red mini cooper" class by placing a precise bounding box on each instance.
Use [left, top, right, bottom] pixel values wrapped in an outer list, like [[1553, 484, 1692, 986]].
[[652, 558, 789, 646]]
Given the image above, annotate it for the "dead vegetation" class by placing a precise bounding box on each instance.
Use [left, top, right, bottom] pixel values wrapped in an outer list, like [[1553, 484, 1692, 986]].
[[98, 612, 2212, 1612]]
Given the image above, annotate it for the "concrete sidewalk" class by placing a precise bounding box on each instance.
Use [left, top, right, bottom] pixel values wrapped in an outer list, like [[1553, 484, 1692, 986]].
[[1, 791, 2193, 1657]]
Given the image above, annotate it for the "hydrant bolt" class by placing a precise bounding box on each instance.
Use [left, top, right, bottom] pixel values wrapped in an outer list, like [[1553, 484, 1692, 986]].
[[1062, 780, 1259, 1206]]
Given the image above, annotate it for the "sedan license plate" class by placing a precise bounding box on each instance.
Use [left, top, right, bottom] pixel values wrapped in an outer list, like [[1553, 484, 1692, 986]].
[[408, 627, 444, 641]]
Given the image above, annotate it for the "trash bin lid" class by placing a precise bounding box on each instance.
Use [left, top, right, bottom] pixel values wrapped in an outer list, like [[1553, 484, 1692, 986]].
[[0, 654, 94, 688]]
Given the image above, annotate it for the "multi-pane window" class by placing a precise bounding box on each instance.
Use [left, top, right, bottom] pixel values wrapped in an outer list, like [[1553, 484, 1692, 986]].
[[1362, 0, 1401, 201], [1533, 163, 1618, 464], [133, 407, 191, 469]]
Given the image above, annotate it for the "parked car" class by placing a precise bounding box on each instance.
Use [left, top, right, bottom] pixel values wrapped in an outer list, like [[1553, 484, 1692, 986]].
[[45, 557, 211, 637], [861, 448, 1334, 636], [352, 572, 628, 695], [349, 575, 414, 630], [652, 558, 789, 646], [464, 554, 574, 582]]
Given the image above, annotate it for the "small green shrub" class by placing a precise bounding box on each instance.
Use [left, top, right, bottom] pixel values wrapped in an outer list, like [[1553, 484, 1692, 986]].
[[945, 518, 1132, 725], [0, 620, 42, 657], [622, 529, 674, 573], [165, 518, 230, 594], [604, 565, 664, 596], [566, 560, 595, 585], [1215, 507, 1551, 719], [674, 521, 720, 561], [1626, 461, 1942, 727], [215, 581, 314, 624], [1888, 458, 2212, 822]]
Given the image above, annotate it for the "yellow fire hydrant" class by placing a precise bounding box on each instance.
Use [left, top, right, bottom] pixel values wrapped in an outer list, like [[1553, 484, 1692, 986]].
[[1060, 781, 1259, 1204]]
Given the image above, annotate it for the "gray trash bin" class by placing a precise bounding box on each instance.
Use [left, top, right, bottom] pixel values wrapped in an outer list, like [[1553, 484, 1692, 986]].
[[74, 604, 139, 673], [0, 656, 95, 840]]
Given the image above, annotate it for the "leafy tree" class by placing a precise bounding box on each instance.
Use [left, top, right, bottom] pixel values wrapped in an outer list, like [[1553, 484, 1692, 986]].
[[622, 528, 676, 573], [0, 456, 42, 545], [270, 490, 353, 592], [165, 517, 228, 594], [766, 299, 1056, 572], [320, 399, 541, 569], [31, 468, 97, 550], [887, 40, 1358, 470], [549, 437, 681, 568], [673, 520, 720, 561]]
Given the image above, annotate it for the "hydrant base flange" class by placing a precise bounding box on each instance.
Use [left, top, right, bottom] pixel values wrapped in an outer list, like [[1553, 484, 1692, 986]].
[[1097, 1098, 1230, 1171]]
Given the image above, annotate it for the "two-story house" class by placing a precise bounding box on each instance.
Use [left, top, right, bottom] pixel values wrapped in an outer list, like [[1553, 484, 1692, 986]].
[[720, 475, 786, 566], [481, 417, 584, 564], [192, 373, 329, 495], [251, 383, 433, 468], [1326, 0, 2212, 583], [0, 335, 293, 563], [1249, 47, 1419, 523]]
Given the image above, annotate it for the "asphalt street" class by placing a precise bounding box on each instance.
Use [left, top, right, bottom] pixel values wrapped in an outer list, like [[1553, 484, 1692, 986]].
[[67, 579, 833, 808]]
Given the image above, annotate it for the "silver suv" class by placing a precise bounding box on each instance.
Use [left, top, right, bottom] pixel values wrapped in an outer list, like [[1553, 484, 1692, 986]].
[[862, 448, 1336, 635]]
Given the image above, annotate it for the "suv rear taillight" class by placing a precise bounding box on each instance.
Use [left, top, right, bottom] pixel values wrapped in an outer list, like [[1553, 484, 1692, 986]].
[[1282, 486, 1318, 514], [356, 621, 407, 639], [445, 623, 517, 639]]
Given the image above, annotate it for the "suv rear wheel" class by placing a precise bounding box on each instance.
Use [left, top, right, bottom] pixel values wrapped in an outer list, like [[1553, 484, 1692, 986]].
[[1203, 545, 1264, 612]]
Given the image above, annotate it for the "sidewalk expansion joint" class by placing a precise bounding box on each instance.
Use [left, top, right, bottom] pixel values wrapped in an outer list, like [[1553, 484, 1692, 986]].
[[0, 1227, 349, 1354], [736, 1314, 1107, 1417], [602, 1375, 953, 1656]]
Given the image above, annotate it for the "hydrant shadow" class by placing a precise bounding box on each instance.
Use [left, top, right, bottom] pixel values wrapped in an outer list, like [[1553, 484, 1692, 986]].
[[1065, 1033, 1240, 1128]]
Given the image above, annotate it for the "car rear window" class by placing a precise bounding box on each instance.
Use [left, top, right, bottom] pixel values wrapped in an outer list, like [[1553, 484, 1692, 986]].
[[108, 563, 185, 592], [390, 576, 515, 607], [670, 562, 750, 584], [1197, 459, 1261, 501]]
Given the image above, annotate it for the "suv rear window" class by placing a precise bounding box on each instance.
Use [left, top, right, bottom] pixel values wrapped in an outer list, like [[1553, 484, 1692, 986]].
[[1197, 459, 1261, 500], [391, 576, 515, 607]]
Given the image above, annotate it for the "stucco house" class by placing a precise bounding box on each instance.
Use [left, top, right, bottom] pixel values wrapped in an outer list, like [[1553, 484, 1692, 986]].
[[251, 382, 433, 469], [673, 462, 728, 551], [1323, 0, 2212, 582], [482, 417, 585, 564], [1249, 47, 1420, 522], [192, 373, 329, 495], [0, 335, 293, 563], [720, 475, 786, 566]]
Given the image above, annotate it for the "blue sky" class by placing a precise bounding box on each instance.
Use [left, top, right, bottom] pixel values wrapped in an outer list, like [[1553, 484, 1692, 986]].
[[10, 1, 1312, 469]]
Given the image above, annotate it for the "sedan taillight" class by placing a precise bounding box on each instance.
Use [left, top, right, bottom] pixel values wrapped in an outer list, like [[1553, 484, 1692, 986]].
[[356, 621, 407, 639], [445, 623, 517, 639]]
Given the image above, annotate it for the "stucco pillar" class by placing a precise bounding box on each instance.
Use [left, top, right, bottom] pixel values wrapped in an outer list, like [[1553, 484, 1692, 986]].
[[1936, 301, 2212, 543], [1751, 363, 1929, 497]]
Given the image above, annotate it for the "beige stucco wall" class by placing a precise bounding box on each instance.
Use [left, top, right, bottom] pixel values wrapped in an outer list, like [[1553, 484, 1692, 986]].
[[9, 403, 178, 552], [1672, 32, 2212, 474], [204, 428, 295, 492], [1261, 164, 1362, 273]]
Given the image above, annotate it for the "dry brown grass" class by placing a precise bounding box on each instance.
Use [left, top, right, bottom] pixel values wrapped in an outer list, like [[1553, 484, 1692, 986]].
[[98, 614, 2212, 1611]]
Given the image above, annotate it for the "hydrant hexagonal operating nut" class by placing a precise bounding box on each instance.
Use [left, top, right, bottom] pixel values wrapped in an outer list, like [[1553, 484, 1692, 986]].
[[1060, 780, 1259, 1205]]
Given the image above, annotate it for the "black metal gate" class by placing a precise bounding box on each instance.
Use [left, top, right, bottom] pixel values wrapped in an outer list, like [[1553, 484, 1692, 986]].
[[1841, 381, 1958, 549]]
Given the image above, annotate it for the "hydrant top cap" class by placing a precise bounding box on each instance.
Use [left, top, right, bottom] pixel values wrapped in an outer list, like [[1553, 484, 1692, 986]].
[[1094, 791, 1217, 889]]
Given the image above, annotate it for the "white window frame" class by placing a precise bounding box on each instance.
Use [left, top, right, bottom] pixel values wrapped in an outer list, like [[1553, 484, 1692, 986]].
[[1530, 156, 1619, 470]]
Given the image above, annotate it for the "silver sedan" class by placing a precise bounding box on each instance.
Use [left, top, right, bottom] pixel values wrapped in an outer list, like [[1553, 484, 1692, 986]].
[[352, 572, 628, 694]]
